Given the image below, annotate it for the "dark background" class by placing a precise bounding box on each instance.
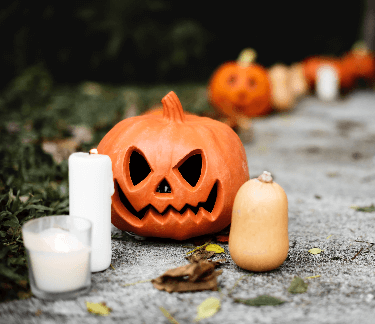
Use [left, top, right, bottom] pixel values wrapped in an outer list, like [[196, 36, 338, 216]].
[[0, 0, 369, 90]]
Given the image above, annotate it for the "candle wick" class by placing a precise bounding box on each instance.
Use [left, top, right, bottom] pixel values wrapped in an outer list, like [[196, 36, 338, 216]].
[[89, 148, 98, 155]]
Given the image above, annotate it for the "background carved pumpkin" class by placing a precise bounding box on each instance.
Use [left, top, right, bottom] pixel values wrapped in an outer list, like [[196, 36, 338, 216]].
[[207, 49, 272, 119], [341, 42, 375, 85], [97, 91, 250, 240], [302, 55, 354, 91]]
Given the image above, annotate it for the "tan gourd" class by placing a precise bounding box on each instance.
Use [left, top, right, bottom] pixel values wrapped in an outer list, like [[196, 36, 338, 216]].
[[229, 171, 289, 272], [288, 63, 309, 99], [268, 64, 295, 111]]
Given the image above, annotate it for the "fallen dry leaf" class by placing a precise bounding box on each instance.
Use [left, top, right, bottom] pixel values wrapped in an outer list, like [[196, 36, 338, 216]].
[[186, 243, 210, 255], [151, 260, 223, 293], [205, 244, 225, 254], [235, 295, 285, 306], [186, 249, 215, 263], [288, 277, 308, 294], [86, 301, 112, 316], [351, 204, 375, 212], [195, 297, 221, 321], [308, 248, 322, 255], [305, 275, 321, 279]]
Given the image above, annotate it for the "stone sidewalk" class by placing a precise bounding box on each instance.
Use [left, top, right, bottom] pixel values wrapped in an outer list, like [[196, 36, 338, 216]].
[[1, 90, 375, 323]]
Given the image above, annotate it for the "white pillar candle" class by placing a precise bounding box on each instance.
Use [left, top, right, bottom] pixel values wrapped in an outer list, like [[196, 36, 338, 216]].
[[23, 228, 90, 293], [316, 64, 339, 102], [69, 150, 114, 272]]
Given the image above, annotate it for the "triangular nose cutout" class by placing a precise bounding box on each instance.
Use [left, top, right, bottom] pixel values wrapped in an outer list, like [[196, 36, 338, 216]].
[[156, 179, 172, 194]]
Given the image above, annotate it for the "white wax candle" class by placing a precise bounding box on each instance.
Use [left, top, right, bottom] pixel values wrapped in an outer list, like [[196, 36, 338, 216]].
[[69, 151, 114, 272], [316, 64, 339, 102], [23, 228, 90, 293]]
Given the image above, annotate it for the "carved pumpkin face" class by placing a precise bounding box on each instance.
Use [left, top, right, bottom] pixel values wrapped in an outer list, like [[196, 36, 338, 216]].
[[97, 91, 249, 240], [208, 49, 272, 118]]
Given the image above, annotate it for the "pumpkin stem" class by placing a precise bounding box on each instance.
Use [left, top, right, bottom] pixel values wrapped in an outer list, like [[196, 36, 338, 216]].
[[162, 91, 186, 123], [257, 171, 273, 183], [352, 41, 369, 55], [237, 48, 257, 67]]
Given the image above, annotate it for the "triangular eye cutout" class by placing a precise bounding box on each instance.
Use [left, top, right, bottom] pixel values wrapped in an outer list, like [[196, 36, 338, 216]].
[[129, 150, 151, 186], [178, 153, 202, 187]]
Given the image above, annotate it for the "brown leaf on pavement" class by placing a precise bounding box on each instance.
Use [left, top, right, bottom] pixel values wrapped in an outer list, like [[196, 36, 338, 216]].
[[186, 250, 215, 263], [151, 260, 223, 293]]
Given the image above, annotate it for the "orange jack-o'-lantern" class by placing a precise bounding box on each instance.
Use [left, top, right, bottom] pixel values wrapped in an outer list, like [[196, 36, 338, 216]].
[[97, 91, 249, 240], [342, 42, 375, 84], [208, 49, 272, 118]]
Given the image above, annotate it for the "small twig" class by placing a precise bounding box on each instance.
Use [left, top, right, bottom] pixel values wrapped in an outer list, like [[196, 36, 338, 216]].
[[227, 274, 254, 297], [351, 247, 364, 260], [186, 242, 210, 255], [159, 306, 180, 324], [122, 279, 152, 287]]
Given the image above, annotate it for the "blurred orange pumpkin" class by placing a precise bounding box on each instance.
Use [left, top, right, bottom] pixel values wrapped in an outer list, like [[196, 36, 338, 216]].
[[208, 49, 272, 118], [341, 42, 375, 84], [302, 56, 354, 90]]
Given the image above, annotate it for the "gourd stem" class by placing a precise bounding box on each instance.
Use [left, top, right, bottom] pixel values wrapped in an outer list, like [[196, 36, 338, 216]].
[[162, 91, 186, 123], [237, 48, 257, 68], [257, 171, 273, 183]]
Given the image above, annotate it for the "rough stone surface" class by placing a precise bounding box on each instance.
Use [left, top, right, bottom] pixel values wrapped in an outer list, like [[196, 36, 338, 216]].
[[1, 90, 375, 323]]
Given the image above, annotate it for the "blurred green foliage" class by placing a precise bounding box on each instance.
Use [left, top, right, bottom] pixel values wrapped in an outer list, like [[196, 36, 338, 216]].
[[0, 0, 363, 89], [0, 63, 211, 302]]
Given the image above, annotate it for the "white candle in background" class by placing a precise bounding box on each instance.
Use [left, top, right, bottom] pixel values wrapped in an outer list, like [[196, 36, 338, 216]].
[[69, 150, 114, 272], [316, 64, 339, 102], [23, 228, 90, 292]]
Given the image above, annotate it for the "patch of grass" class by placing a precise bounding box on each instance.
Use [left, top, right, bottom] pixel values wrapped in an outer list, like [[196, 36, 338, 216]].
[[0, 65, 212, 302]]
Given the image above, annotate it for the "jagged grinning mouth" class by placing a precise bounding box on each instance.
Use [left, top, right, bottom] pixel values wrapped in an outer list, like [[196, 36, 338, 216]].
[[116, 181, 218, 220]]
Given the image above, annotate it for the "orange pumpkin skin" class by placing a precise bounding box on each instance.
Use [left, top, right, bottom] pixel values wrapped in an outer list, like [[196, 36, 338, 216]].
[[302, 56, 354, 90], [342, 50, 375, 82], [97, 91, 250, 240], [208, 61, 272, 118]]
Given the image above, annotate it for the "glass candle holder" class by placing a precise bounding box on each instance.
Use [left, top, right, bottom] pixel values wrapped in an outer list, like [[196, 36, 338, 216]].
[[22, 215, 92, 300]]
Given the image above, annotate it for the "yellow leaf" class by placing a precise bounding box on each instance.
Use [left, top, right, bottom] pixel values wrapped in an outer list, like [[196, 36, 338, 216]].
[[195, 297, 221, 321], [86, 301, 111, 316], [305, 275, 321, 279], [205, 244, 225, 254], [326, 235, 332, 239], [308, 248, 322, 255]]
